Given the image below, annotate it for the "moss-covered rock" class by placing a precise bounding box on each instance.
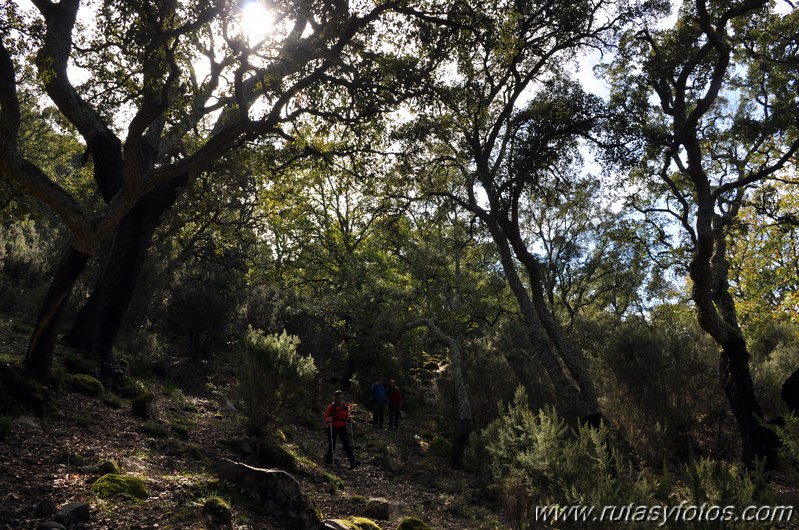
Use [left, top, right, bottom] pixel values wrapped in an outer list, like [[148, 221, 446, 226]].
[[91, 473, 148, 500], [348, 516, 382, 529], [397, 516, 434, 530], [203, 496, 232, 526], [67, 374, 105, 396], [429, 435, 452, 458], [132, 393, 159, 420], [141, 420, 171, 438], [98, 459, 120, 475]]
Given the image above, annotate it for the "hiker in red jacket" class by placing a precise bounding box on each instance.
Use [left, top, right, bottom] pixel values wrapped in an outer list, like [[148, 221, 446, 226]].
[[387, 379, 403, 430], [324, 390, 360, 468]]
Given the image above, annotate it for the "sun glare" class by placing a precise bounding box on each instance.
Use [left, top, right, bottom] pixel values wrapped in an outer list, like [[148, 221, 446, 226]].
[[241, 2, 275, 44]]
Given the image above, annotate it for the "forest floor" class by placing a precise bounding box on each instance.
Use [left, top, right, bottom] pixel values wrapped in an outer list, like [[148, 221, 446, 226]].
[[0, 324, 505, 529]]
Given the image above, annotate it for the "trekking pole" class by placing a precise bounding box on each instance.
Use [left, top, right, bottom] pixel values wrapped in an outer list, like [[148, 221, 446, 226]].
[[349, 421, 356, 453], [329, 422, 335, 461]]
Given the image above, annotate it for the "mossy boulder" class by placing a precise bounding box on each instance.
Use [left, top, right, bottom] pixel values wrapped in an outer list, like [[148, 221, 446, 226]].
[[91, 473, 148, 500], [322, 519, 383, 530], [98, 460, 120, 475], [131, 393, 159, 420], [397, 516, 434, 530], [203, 496, 232, 526], [67, 374, 105, 396], [429, 435, 452, 458], [348, 516, 382, 529], [141, 420, 171, 438]]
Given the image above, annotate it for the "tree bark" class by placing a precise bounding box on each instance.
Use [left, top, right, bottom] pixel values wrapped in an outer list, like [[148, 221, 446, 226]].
[[483, 214, 602, 422], [424, 321, 472, 469], [719, 338, 777, 469], [689, 206, 776, 469], [64, 178, 186, 367], [22, 248, 91, 383]]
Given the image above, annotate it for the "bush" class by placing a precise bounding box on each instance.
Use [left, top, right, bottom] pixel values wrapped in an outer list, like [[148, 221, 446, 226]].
[[592, 311, 721, 465], [681, 457, 767, 508], [235, 327, 317, 436], [774, 412, 799, 480], [676, 458, 772, 529], [476, 387, 653, 529], [429, 435, 453, 458]]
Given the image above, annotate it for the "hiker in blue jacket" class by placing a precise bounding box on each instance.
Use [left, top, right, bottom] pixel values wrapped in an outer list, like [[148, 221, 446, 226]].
[[370, 375, 387, 428]]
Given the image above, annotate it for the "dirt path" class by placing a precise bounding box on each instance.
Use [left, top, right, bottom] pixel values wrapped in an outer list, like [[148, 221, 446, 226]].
[[0, 387, 499, 529]]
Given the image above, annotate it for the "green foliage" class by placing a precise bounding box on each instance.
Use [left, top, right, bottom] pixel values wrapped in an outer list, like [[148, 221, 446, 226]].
[[429, 435, 453, 458], [592, 309, 720, 464], [750, 326, 799, 417], [396, 516, 434, 530], [0, 220, 58, 316], [678, 458, 773, 529], [0, 415, 11, 439], [235, 328, 317, 436], [774, 413, 799, 479], [681, 458, 765, 508], [66, 374, 105, 396], [476, 387, 653, 529], [91, 474, 149, 500]]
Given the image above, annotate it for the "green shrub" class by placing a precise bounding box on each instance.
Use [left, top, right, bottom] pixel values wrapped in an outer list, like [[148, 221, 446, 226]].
[[235, 327, 317, 436], [675, 457, 773, 529], [591, 312, 719, 465], [429, 435, 453, 458], [0, 415, 11, 439], [397, 516, 434, 530], [681, 457, 768, 508], [775, 412, 799, 478], [91, 474, 148, 499], [477, 387, 652, 529]]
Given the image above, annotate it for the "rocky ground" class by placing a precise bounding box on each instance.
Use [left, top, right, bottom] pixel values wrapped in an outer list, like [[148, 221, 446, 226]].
[[0, 376, 503, 530]]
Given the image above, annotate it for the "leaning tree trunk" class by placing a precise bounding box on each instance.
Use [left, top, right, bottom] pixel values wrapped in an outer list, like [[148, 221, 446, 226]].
[[485, 217, 602, 423], [64, 178, 186, 369], [425, 322, 473, 469], [691, 209, 777, 469], [22, 248, 91, 383]]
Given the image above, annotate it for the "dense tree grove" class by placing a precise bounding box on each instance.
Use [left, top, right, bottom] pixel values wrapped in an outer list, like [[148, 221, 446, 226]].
[[1, 0, 798, 525]]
